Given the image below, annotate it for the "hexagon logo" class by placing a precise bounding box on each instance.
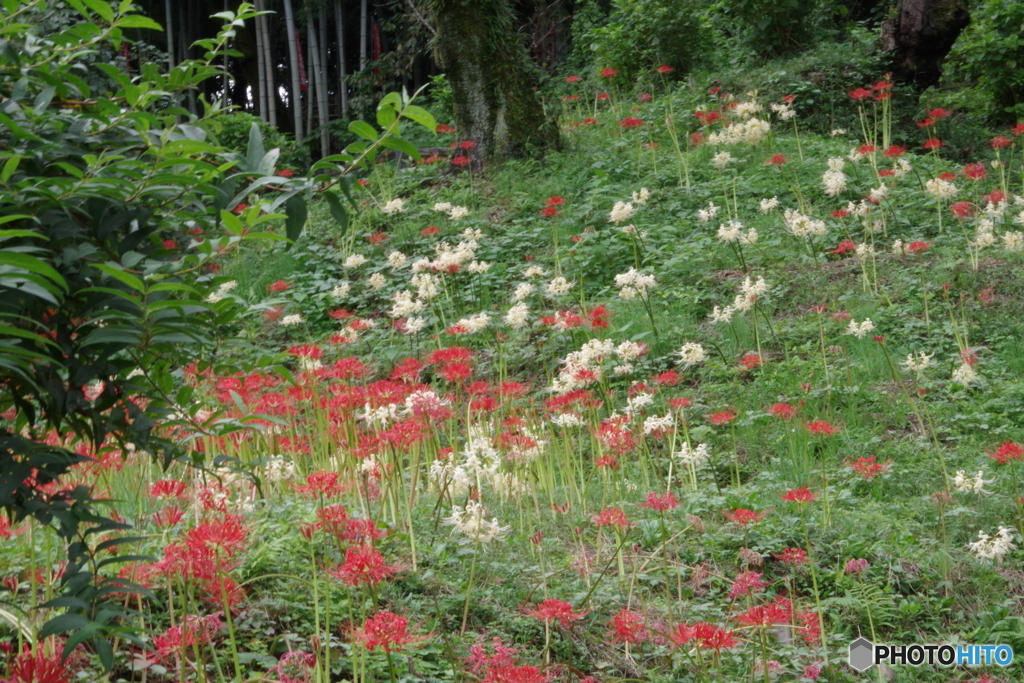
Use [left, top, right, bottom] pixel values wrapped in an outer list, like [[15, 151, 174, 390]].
[[849, 637, 875, 672]]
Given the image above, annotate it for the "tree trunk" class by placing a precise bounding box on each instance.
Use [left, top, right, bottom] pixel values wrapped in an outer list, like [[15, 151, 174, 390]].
[[334, 0, 348, 115], [283, 0, 304, 138], [309, 17, 330, 157], [305, 22, 315, 138], [254, 0, 267, 120], [430, 0, 556, 158], [259, 0, 277, 127], [360, 0, 368, 70], [164, 0, 175, 68], [881, 0, 970, 87]]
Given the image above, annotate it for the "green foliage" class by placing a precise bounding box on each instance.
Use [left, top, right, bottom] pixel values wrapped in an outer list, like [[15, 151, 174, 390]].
[[947, 0, 1024, 122], [713, 0, 830, 57], [212, 111, 309, 173], [584, 0, 708, 79]]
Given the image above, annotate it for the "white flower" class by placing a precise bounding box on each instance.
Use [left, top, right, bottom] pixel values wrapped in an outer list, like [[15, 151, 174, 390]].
[[676, 442, 710, 466], [711, 151, 734, 170], [614, 268, 656, 300], [447, 206, 470, 220], [512, 282, 534, 301], [697, 202, 719, 223], [968, 526, 1017, 562], [891, 239, 906, 256], [855, 243, 875, 259], [403, 316, 426, 334], [740, 276, 769, 298], [367, 272, 387, 290], [467, 261, 491, 274], [280, 313, 304, 326], [433, 202, 453, 213], [925, 178, 958, 199], [390, 290, 425, 318], [453, 312, 490, 333], [717, 221, 743, 242], [632, 188, 650, 204], [734, 101, 762, 118], [387, 251, 407, 269], [827, 157, 845, 172], [643, 413, 675, 435], [343, 254, 368, 269], [868, 184, 888, 203], [822, 170, 847, 197], [709, 305, 735, 324], [523, 265, 547, 278], [1003, 231, 1024, 252], [615, 341, 648, 362], [952, 362, 979, 385], [551, 412, 584, 428], [609, 201, 636, 223], [545, 276, 573, 297], [382, 198, 405, 214], [830, 128, 846, 137], [759, 197, 779, 213], [446, 500, 508, 543], [411, 272, 439, 300], [893, 158, 913, 177], [676, 342, 706, 367], [845, 318, 875, 338], [953, 469, 994, 495], [901, 351, 934, 373], [783, 208, 827, 238], [740, 228, 759, 245], [505, 302, 530, 328]]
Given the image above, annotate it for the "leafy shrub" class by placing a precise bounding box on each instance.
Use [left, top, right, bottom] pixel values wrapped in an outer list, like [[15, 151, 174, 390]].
[[213, 111, 309, 172], [947, 0, 1024, 122], [713, 0, 827, 57]]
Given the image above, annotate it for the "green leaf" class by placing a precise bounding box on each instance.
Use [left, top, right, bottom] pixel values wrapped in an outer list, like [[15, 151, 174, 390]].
[[348, 120, 377, 142], [1, 155, 21, 183], [33, 86, 55, 115], [0, 113, 43, 142], [284, 193, 307, 243], [39, 613, 90, 637], [117, 15, 163, 30], [401, 104, 436, 132], [246, 122, 264, 173], [323, 192, 349, 237], [92, 264, 145, 293], [0, 252, 67, 291], [379, 135, 421, 162], [83, 0, 115, 22]]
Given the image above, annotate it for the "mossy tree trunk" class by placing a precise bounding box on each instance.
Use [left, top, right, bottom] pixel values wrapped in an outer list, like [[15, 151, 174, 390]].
[[881, 0, 970, 87], [430, 0, 556, 158]]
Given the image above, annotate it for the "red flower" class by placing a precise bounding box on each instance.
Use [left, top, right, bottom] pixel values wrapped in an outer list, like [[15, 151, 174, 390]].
[[985, 189, 1006, 205], [608, 609, 648, 643], [582, 117, 598, 125], [618, 116, 644, 128], [452, 155, 471, 167], [350, 612, 412, 652], [738, 603, 789, 627], [593, 506, 630, 530], [656, 64, 674, 75], [539, 205, 558, 218], [783, 94, 796, 103], [600, 67, 619, 78], [767, 154, 787, 166], [950, 201, 973, 218], [831, 239, 857, 255], [459, 140, 477, 150], [639, 92, 652, 103], [964, 162, 987, 180], [639, 491, 680, 512], [7, 641, 75, 683], [565, 75, 581, 84], [740, 352, 762, 370], [991, 135, 1012, 149], [586, 303, 610, 330], [831, 209, 850, 218], [908, 241, 930, 254], [728, 570, 768, 598], [233, 203, 249, 214], [922, 138, 943, 150], [368, 231, 388, 245], [848, 87, 872, 101], [697, 625, 738, 651], [267, 279, 290, 293], [596, 93, 610, 101], [928, 107, 951, 119], [882, 145, 906, 158], [421, 225, 440, 236], [328, 545, 399, 587], [767, 403, 797, 420], [847, 456, 890, 480], [805, 420, 838, 436], [775, 547, 808, 566], [278, 168, 295, 178], [724, 508, 767, 526], [858, 144, 875, 156], [781, 486, 816, 503], [990, 441, 1024, 465], [525, 599, 588, 628], [916, 117, 934, 128], [294, 471, 348, 498], [150, 479, 188, 499], [436, 124, 455, 134], [708, 409, 737, 426]]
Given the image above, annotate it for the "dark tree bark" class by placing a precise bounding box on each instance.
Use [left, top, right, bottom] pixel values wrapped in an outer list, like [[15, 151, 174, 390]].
[[429, 0, 556, 158], [881, 0, 970, 88]]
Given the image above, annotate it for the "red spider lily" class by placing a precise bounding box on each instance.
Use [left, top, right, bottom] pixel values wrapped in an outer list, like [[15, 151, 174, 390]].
[[153, 505, 184, 529], [767, 403, 797, 420], [922, 138, 943, 150], [737, 602, 790, 627], [696, 623, 739, 651], [562, 94, 579, 101], [350, 611, 413, 652], [583, 117, 598, 125], [639, 92, 652, 103], [781, 486, 816, 503], [328, 308, 354, 319], [985, 189, 1006, 205], [640, 491, 680, 512], [964, 162, 987, 180], [831, 239, 857, 255], [847, 456, 890, 480], [798, 610, 822, 644], [907, 241, 930, 254], [724, 508, 767, 526], [525, 599, 588, 628], [690, 131, 706, 147], [436, 124, 455, 133], [929, 107, 952, 119], [162, 239, 177, 249], [390, 357, 424, 383], [587, 303, 611, 330], [830, 209, 850, 219], [546, 195, 565, 207], [458, 140, 477, 150], [608, 609, 648, 643], [153, 614, 222, 664], [186, 514, 248, 557], [452, 155, 471, 167], [618, 116, 644, 128], [858, 144, 875, 155], [593, 506, 630, 530], [6, 641, 76, 683], [368, 231, 388, 245], [438, 362, 473, 383], [150, 479, 188, 499], [594, 418, 636, 456], [950, 201, 974, 217], [916, 117, 934, 128], [708, 409, 737, 426], [600, 67, 619, 78], [428, 346, 474, 365], [565, 75, 581, 84], [990, 441, 1024, 465], [464, 637, 521, 674], [878, 168, 895, 177], [651, 370, 678, 386], [991, 135, 1012, 149], [288, 343, 323, 359], [293, 470, 348, 499], [327, 545, 400, 587], [882, 145, 906, 158], [232, 202, 249, 214], [767, 154, 787, 166], [481, 664, 550, 683], [268, 651, 316, 683], [848, 87, 872, 101], [422, 225, 439, 236], [775, 547, 808, 566], [845, 558, 870, 574], [541, 311, 584, 329], [277, 168, 295, 178], [783, 94, 796, 103], [656, 64, 674, 74], [805, 420, 838, 436], [961, 348, 978, 365], [728, 570, 767, 599], [740, 352, 763, 370], [267, 279, 290, 293]]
